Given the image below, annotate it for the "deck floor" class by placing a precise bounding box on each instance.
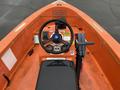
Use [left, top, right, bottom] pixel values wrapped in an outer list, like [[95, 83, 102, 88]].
[[80, 50, 112, 90], [6, 47, 112, 90]]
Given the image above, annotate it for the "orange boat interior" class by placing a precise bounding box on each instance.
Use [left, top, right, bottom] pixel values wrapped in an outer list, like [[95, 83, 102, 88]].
[[0, 1, 120, 90]]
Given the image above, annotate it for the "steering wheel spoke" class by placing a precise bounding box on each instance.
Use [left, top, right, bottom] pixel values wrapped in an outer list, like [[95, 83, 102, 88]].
[[55, 22, 59, 34], [43, 39, 53, 46]]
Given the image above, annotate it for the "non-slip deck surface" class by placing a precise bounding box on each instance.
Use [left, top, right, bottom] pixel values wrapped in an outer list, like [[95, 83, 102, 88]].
[[0, 0, 120, 43]]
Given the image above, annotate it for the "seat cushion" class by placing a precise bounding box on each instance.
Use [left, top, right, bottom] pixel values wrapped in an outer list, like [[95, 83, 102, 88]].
[[36, 60, 78, 90]]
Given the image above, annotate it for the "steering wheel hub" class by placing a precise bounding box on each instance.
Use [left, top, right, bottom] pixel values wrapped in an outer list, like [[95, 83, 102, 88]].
[[52, 33, 62, 43]]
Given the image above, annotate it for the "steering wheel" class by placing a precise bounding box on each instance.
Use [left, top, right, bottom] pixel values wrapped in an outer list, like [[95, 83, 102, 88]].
[[39, 19, 74, 54]]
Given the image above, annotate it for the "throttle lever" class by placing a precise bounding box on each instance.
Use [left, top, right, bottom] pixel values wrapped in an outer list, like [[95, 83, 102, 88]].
[[75, 33, 95, 57]]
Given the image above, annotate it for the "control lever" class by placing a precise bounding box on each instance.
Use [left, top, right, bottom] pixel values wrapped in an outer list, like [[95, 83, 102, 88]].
[[75, 33, 94, 57]]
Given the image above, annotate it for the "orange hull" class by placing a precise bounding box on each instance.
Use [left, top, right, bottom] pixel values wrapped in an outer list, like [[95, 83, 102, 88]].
[[0, 0, 120, 90]]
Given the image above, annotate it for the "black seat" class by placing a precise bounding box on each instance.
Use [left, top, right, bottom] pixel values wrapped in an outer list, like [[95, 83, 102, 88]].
[[36, 60, 78, 90]]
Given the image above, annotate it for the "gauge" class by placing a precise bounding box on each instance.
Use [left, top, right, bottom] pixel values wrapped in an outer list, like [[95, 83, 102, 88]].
[[54, 45, 61, 52], [46, 45, 53, 52]]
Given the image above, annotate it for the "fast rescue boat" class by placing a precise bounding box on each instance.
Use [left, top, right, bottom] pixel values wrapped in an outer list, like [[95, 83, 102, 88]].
[[0, 0, 120, 90]]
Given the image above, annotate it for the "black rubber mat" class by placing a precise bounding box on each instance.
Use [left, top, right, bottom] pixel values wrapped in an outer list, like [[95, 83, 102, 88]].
[[0, 0, 120, 42], [36, 60, 77, 90]]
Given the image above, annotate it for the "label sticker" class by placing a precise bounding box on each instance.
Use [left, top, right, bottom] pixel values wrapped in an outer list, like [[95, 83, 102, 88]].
[[63, 36, 70, 41], [70, 50, 74, 55], [34, 35, 39, 44], [1, 48, 17, 70]]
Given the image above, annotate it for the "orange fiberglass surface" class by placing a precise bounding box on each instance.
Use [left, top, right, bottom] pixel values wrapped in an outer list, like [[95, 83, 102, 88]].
[[0, 0, 120, 90]]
